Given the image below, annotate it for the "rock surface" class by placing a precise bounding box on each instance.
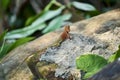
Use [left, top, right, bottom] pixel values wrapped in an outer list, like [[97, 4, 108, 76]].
[[0, 9, 120, 80], [40, 34, 110, 79]]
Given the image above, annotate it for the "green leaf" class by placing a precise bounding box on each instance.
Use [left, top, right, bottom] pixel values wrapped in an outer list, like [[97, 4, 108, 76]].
[[84, 70, 98, 79], [108, 45, 120, 62], [8, 37, 34, 51], [5, 23, 46, 39], [0, 37, 34, 59], [0, 31, 7, 58], [42, 13, 72, 33], [44, 0, 56, 12], [72, 1, 96, 11], [0, 43, 13, 59], [26, 6, 65, 26], [1, 0, 10, 11], [76, 54, 108, 79], [0, 30, 7, 42], [32, 6, 65, 26], [25, 0, 56, 26]]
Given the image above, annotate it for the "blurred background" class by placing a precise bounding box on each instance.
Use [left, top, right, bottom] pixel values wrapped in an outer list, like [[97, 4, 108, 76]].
[[0, 0, 120, 59]]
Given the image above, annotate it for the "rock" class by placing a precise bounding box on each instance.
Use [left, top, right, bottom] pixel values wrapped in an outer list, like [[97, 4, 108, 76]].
[[0, 9, 120, 80], [39, 34, 110, 79]]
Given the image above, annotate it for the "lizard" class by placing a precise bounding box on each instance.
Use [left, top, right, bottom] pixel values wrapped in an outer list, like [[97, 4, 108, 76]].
[[24, 25, 71, 79]]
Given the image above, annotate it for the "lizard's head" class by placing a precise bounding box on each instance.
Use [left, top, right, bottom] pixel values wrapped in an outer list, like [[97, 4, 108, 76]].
[[64, 25, 70, 33]]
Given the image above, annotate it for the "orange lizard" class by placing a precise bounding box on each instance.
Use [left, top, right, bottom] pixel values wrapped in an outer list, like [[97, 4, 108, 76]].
[[60, 25, 71, 40]]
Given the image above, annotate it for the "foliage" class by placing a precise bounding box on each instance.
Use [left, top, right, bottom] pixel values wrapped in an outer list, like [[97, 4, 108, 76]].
[[76, 45, 120, 79], [5, 23, 46, 39], [0, 30, 7, 42], [0, 0, 118, 59], [0, 0, 10, 11], [0, 0, 97, 59], [25, 0, 63, 26], [0, 36, 34, 59], [42, 14, 72, 33], [108, 45, 120, 62], [72, 1, 96, 11], [76, 54, 108, 79]]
